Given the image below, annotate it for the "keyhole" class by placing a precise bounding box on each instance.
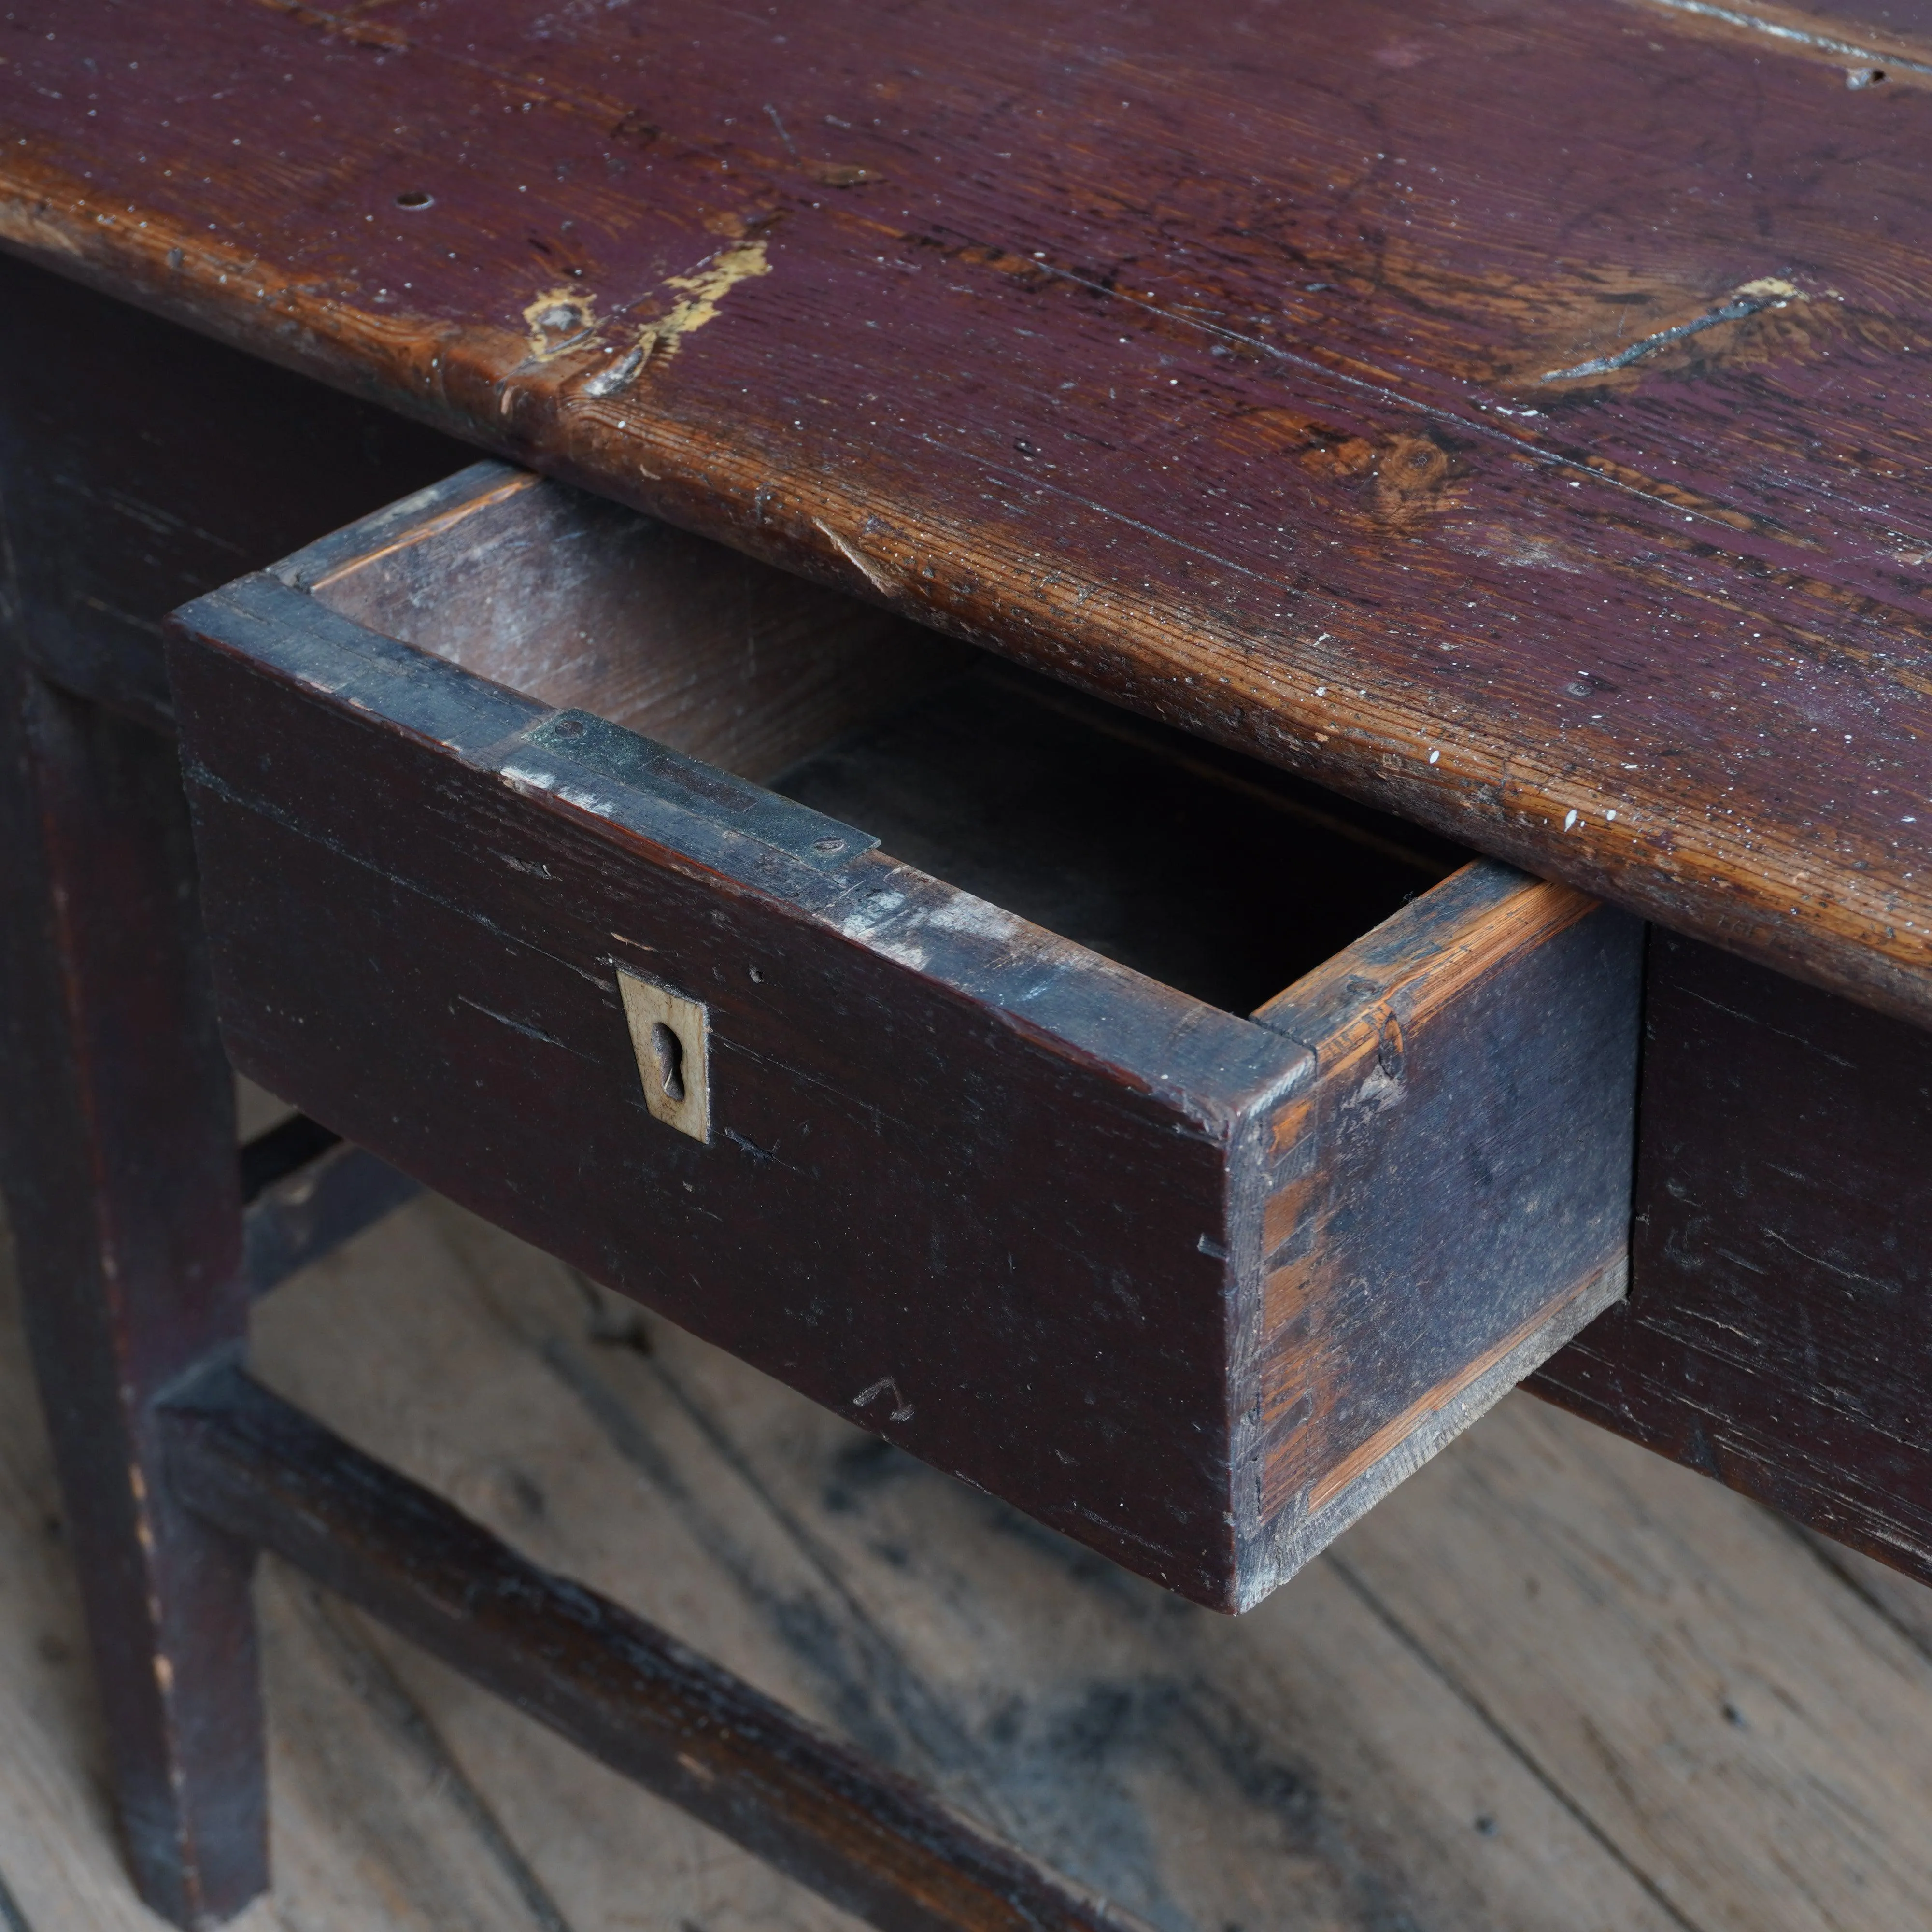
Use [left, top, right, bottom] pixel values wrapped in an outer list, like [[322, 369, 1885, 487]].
[[650, 1022, 686, 1103]]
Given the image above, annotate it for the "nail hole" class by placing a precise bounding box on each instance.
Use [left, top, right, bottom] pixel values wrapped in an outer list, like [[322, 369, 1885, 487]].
[[395, 189, 434, 209], [812, 836, 843, 853], [649, 1023, 686, 1103]]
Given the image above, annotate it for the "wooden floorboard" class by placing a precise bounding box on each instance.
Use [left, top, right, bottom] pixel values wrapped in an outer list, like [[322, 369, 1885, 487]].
[[3, 1179, 1932, 1931]]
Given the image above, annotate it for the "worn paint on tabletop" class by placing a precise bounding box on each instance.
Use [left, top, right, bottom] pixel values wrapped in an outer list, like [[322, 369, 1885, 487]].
[[2, 0, 1932, 1020]]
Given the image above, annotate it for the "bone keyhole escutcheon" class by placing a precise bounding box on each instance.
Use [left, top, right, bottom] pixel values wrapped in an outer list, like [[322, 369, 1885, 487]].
[[617, 968, 710, 1143]]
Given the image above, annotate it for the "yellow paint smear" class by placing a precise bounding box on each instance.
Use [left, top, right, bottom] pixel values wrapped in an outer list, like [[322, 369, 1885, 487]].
[[522, 284, 597, 361], [640, 240, 771, 363]]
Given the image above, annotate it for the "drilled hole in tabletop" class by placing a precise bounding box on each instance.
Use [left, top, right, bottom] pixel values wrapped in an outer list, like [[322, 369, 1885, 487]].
[[395, 189, 435, 209]]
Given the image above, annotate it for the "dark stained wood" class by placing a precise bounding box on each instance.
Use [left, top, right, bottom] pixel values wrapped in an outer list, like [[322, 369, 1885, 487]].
[[3, 1, 1931, 1021], [164, 466, 1640, 1610], [0, 649, 266, 1928], [0, 253, 470, 729], [1532, 927, 1932, 1591], [159, 1361, 1155, 1932], [0, 250, 469, 1928], [172, 538, 1294, 1609], [1248, 865, 1641, 1599], [15, 23, 1932, 1916]]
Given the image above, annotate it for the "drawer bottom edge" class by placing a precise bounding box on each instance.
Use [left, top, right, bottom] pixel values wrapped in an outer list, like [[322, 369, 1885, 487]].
[[1232, 1252, 1629, 1613]]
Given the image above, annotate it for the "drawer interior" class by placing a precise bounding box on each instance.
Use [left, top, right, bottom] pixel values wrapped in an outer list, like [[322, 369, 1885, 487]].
[[304, 471, 1468, 1017], [771, 669, 1464, 1016]]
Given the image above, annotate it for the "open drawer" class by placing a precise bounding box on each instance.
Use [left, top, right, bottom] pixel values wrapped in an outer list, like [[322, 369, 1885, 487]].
[[166, 462, 1641, 1612]]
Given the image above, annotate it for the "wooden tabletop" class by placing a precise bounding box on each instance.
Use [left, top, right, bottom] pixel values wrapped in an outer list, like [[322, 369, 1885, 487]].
[[4, 0, 1930, 1022]]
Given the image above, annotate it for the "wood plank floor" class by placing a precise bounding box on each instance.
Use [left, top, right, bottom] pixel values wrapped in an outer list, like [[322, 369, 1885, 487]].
[[4, 1178, 1932, 1931]]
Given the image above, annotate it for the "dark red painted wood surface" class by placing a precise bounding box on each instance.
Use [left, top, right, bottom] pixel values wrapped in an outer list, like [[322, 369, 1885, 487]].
[[4, 0, 1931, 1022], [0, 254, 471, 1929], [1531, 925, 1932, 1589], [0, 662, 266, 1925]]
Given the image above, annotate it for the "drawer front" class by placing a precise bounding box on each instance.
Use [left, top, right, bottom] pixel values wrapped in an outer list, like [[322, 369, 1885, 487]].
[[168, 464, 1642, 1610]]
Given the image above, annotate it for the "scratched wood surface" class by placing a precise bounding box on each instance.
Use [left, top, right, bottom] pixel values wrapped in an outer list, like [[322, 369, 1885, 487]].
[[170, 467, 1643, 1608], [8, 1138, 1932, 1930], [3, 0, 1932, 1023], [1533, 927, 1932, 1589]]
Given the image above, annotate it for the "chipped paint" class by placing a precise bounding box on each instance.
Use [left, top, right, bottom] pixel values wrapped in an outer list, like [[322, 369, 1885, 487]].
[[7, 29, 1928, 1039], [523, 285, 598, 361], [0, 190, 84, 255], [813, 517, 899, 594], [573, 240, 774, 394], [834, 888, 907, 938], [1450, 526, 1586, 573], [1628, 0, 1932, 80], [581, 335, 654, 396], [865, 933, 935, 971], [1543, 277, 1810, 381], [801, 159, 882, 188], [924, 896, 1025, 943], [642, 240, 771, 364], [851, 1375, 916, 1423]]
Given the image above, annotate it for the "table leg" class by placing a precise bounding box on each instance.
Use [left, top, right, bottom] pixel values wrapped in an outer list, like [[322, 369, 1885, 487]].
[[0, 659, 265, 1926]]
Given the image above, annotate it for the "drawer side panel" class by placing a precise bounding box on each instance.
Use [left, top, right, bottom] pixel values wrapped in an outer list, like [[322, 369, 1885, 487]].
[[1239, 869, 1642, 1604]]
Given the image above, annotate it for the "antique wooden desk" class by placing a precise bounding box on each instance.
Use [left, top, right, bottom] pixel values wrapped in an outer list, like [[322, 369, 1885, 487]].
[[4, 3, 1931, 1926]]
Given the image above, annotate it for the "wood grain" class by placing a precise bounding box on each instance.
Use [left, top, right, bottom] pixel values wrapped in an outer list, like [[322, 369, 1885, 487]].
[[165, 474, 1640, 1608], [13, 1168, 1932, 1930], [273, 1193, 1932, 1930], [1335, 1391, 1932, 1932], [1533, 926, 1932, 1590], [163, 1365, 1153, 1932], [1244, 863, 1641, 1599], [0, 1216, 699, 1932], [168, 565, 1296, 1606], [2, 1, 1929, 1020], [300, 467, 973, 784], [0, 657, 265, 1924], [266, 1199, 1687, 1932], [0, 255, 475, 1930], [0, 254, 467, 729]]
